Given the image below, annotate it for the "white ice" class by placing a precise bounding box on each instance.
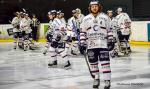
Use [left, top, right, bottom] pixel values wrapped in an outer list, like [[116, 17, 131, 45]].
[[0, 43, 150, 89]]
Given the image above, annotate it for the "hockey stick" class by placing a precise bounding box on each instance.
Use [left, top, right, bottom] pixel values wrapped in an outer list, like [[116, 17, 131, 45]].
[[124, 39, 130, 56], [22, 8, 27, 13], [9, 20, 12, 24], [83, 50, 95, 79]]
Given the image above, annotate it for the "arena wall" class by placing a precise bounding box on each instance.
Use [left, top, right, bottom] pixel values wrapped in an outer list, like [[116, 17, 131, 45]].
[[0, 21, 150, 43]]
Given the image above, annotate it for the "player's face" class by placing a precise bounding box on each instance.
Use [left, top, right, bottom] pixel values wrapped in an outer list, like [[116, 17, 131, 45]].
[[61, 13, 64, 17], [48, 14, 53, 20], [33, 15, 36, 18], [108, 12, 113, 17], [17, 14, 20, 18], [90, 4, 99, 14], [25, 15, 28, 19], [58, 14, 62, 18], [52, 14, 56, 18], [73, 13, 78, 18], [117, 11, 121, 15]]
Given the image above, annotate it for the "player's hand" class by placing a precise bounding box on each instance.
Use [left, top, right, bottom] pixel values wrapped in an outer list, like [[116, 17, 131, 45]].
[[108, 42, 115, 51], [51, 41, 58, 48], [80, 42, 87, 54]]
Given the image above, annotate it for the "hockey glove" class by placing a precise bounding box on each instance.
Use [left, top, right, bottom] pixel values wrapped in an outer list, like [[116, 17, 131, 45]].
[[72, 37, 76, 41], [51, 41, 58, 48], [79, 43, 87, 54], [66, 36, 72, 42], [55, 35, 61, 42], [46, 34, 53, 42], [108, 42, 115, 51]]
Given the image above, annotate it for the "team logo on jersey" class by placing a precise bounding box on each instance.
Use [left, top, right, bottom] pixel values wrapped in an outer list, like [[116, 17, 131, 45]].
[[93, 25, 99, 31]]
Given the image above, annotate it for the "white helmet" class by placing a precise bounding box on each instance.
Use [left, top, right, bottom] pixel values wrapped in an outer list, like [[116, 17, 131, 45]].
[[107, 10, 113, 13], [117, 7, 123, 12], [89, 0, 102, 13], [76, 8, 81, 13], [89, 0, 99, 5]]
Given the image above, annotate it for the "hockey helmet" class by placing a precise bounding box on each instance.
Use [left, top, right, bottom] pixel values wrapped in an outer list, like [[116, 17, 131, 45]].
[[117, 7, 123, 12], [50, 10, 57, 15], [107, 10, 113, 13], [72, 10, 77, 14], [89, 0, 102, 13], [48, 11, 52, 15], [76, 8, 81, 13], [89, 0, 99, 5]]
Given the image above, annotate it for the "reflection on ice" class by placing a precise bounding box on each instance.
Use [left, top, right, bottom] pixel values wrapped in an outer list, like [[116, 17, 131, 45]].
[[0, 43, 150, 89]]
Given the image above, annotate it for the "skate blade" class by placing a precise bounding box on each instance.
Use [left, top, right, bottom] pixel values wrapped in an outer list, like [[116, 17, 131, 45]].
[[48, 64, 72, 70], [64, 66, 72, 70], [48, 65, 57, 68]]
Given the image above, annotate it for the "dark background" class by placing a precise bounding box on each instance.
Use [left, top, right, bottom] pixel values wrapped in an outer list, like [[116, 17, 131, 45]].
[[0, 0, 150, 24]]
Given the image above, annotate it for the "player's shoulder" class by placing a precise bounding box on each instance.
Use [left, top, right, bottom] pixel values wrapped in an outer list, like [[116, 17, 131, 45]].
[[116, 13, 123, 19], [98, 12, 110, 21], [82, 14, 93, 22], [122, 12, 128, 15], [69, 16, 75, 21], [21, 18, 25, 21], [119, 12, 129, 17], [53, 18, 59, 23], [53, 18, 58, 21], [99, 12, 109, 19], [13, 17, 18, 20]]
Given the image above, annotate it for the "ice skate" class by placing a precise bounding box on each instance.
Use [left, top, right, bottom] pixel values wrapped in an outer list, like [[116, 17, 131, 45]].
[[24, 46, 28, 51], [29, 46, 35, 50], [48, 60, 57, 67], [71, 50, 77, 55], [64, 61, 71, 70], [93, 79, 100, 89], [14, 46, 17, 49], [43, 51, 47, 55], [104, 80, 110, 89]]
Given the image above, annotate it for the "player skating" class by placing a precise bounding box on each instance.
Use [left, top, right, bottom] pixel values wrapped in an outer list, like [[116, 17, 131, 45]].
[[43, 10, 57, 55], [11, 12, 22, 49], [67, 10, 81, 55], [48, 11, 71, 69], [20, 13, 35, 51]]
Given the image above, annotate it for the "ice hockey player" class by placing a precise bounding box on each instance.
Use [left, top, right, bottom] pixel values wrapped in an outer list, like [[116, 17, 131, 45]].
[[31, 14, 40, 42], [48, 11, 71, 69], [115, 7, 132, 54], [75, 8, 86, 54], [80, 1, 114, 89], [76, 8, 85, 25], [20, 13, 33, 51], [107, 10, 119, 57], [60, 11, 66, 25], [67, 10, 80, 55], [43, 10, 56, 55], [11, 12, 22, 49]]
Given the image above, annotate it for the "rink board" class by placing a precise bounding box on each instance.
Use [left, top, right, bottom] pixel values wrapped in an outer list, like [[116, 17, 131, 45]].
[[0, 21, 150, 43]]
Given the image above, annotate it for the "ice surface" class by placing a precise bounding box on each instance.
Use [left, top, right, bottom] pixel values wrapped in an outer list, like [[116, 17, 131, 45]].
[[0, 43, 150, 89]]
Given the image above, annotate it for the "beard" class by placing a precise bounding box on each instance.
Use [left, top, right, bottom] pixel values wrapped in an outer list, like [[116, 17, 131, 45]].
[[91, 10, 99, 14]]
